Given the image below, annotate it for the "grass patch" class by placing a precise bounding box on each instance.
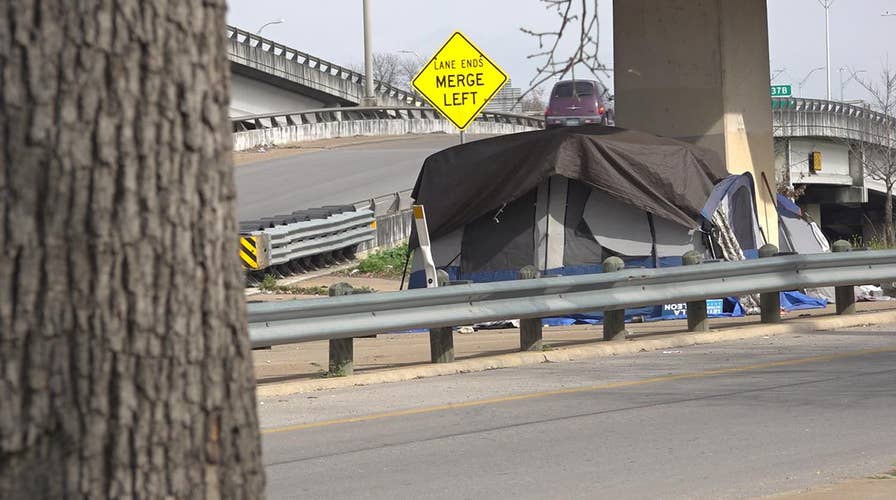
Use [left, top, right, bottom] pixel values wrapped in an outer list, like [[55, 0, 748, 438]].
[[850, 235, 896, 250], [869, 466, 896, 480], [314, 362, 349, 378], [542, 343, 555, 352], [342, 243, 410, 279]]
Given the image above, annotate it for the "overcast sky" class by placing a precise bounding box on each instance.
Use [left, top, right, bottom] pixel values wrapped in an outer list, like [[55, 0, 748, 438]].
[[227, 0, 896, 104]]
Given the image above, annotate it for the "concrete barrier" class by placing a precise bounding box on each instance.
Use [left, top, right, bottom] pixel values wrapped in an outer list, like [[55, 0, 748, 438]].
[[233, 119, 540, 151]]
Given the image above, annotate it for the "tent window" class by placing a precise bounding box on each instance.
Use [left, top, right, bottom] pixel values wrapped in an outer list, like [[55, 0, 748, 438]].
[[652, 216, 694, 257], [730, 186, 756, 250], [582, 191, 653, 257], [461, 190, 536, 274], [563, 180, 604, 267]]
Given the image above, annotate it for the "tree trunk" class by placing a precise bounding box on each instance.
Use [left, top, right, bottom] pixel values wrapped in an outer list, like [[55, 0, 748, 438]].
[[887, 181, 896, 247], [0, 2, 264, 498]]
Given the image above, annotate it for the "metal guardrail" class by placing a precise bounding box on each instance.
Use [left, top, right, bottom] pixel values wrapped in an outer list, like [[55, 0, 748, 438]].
[[226, 25, 425, 108], [247, 250, 896, 347], [239, 206, 376, 272], [231, 106, 546, 132], [239, 189, 416, 273]]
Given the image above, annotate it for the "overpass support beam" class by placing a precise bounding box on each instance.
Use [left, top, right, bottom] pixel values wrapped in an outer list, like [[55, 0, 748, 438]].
[[614, 0, 778, 244]]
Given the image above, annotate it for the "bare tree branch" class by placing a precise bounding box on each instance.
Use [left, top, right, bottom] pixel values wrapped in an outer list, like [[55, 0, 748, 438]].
[[519, 0, 609, 104]]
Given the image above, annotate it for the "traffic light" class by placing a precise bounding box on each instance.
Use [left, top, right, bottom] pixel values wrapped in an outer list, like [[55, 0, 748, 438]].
[[808, 151, 822, 173]]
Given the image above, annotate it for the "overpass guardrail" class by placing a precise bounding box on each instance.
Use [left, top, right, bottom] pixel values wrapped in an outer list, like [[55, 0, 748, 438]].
[[247, 249, 896, 373], [232, 106, 546, 132], [227, 25, 425, 107], [772, 97, 896, 146]]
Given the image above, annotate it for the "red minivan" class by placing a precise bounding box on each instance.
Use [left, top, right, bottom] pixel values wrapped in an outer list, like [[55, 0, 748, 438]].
[[545, 80, 615, 128]]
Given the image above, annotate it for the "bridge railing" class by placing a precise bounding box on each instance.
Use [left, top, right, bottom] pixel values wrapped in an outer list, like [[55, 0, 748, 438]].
[[226, 25, 425, 107], [231, 106, 546, 132], [772, 97, 896, 146]]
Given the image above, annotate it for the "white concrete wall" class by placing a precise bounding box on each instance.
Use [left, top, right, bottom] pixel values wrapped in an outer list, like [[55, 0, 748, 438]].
[[788, 139, 851, 185], [230, 73, 325, 117], [233, 120, 540, 151]]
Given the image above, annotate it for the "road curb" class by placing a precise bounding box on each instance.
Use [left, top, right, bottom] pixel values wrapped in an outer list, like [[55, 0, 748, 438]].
[[254, 309, 896, 398]]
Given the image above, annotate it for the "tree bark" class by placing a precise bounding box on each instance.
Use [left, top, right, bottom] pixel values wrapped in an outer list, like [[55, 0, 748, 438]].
[[0, 2, 264, 498]]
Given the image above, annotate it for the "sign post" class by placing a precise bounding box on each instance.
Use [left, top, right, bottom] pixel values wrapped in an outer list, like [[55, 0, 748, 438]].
[[770, 84, 792, 97], [412, 32, 509, 142]]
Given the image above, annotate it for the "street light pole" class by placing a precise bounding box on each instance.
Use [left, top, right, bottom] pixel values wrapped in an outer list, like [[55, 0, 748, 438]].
[[798, 67, 825, 98], [256, 19, 285, 35], [398, 49, 422, 60], [818, 0, 834, 100], [362, 0, 376, 106], [839, 68, 866, 101]]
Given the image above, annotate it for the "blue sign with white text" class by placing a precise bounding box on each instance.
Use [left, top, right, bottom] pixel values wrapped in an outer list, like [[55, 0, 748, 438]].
[[662, 300, 724, 319]]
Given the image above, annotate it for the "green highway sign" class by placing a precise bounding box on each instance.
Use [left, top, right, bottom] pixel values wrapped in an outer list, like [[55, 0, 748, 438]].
[[771, 84, 792, 97]]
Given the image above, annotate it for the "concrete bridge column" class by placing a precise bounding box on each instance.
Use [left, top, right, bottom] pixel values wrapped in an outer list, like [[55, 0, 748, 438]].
[[614, 0, 778, 244]]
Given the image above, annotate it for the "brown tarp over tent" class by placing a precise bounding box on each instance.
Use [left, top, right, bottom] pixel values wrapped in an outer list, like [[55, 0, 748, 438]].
[[411, 126, 728, 244]]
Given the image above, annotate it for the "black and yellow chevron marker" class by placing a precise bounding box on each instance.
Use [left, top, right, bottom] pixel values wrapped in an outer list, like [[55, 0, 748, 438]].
[[240, 236, 260, 269]]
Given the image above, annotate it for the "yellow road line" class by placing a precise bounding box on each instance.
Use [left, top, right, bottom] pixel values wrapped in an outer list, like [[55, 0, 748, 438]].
[[262, 346, 896, 435]]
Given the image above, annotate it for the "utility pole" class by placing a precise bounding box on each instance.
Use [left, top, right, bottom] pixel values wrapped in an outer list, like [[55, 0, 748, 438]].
[[819, 0, 834, 100], [362, 0, 376, 106]]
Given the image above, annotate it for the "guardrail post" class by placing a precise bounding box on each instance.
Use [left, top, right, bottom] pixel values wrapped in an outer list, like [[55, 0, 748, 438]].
[[429, 270, 455, 363], [759, 244, 781, 324], [602, 257, 627, 341], [328, 283, 355, 376], [519, 265, 543, 351], [683, 251, 708, 332], [832, 240, 856, 315]]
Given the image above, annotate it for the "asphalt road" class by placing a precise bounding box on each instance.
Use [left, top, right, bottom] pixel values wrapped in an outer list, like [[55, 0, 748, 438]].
[[234, 134, 489, 221], [258, 325, 896, 499]]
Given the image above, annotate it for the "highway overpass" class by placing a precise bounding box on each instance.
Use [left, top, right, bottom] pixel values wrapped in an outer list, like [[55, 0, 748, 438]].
[[773, 97, 896, 241], [226, 25, 424, 116]]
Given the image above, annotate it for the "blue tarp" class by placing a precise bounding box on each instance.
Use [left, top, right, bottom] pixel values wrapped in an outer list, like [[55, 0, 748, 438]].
[[781, 290, 828, 310], [777, 194, 802, 217], [700, 173, 758, 222]]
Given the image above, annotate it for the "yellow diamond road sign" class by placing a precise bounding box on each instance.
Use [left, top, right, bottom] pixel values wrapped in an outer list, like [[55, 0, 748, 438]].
[[412, 32, 509, 131]]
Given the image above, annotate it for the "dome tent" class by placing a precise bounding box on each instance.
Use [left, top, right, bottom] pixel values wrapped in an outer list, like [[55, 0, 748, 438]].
[[409, 126, 763, 286]]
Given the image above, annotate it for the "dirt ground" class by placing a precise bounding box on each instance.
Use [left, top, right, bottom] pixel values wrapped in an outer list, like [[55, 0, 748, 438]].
[[246, 273, 403, 302], [760, 476, 896, 499]]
